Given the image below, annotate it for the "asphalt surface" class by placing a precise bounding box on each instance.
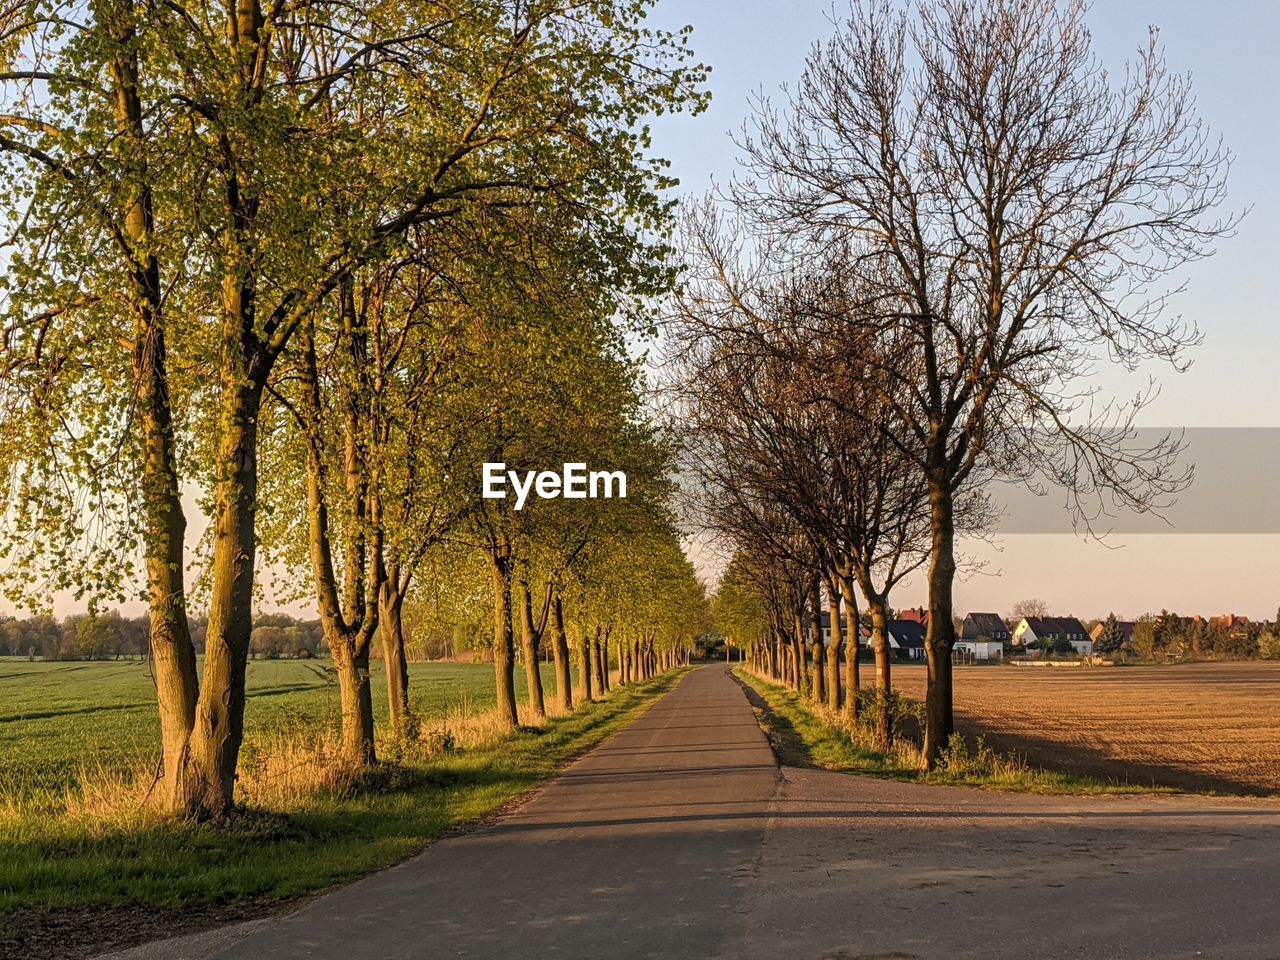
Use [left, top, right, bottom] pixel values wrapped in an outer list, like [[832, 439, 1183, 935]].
[[102, 665, 1280, 960]]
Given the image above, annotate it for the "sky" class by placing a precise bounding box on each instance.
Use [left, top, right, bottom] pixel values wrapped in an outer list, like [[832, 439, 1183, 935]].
[[650, 0, 1280, 620]]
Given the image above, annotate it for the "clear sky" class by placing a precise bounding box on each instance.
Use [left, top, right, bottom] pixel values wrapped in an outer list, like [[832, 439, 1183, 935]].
[[653, 1, 1280, 619]]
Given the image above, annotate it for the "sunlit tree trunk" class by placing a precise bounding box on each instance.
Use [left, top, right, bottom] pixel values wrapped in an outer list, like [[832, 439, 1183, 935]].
[[866, 594, 894, 750], [107, 19, 200, 812], [182, 369, 263, 815], [379, 564, 411, 736], [824, 573, 842, 711], [518, 581, 546, 721], [489, 542, 519, 729], [576, 630, 593, 702], [591, 626, 606, 695], [791, 612, 808, 696], [809, 579, 825, 705], [840, 575, 860, 723], [550, 593, 572, 711]]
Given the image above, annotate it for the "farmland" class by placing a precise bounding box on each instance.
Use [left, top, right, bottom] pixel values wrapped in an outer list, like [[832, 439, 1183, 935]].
[[0, 658, 552, 801], [0, 656, 682, 956], [888, 661, 1280, 794]]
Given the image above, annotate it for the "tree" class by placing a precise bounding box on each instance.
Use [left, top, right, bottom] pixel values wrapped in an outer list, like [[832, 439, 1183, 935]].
[[667, 221, 995, 744], [2, 0, 706, 815], [1096, 614, 1125, 655], [1011, 600, 1050, 622], [733, 0, 1235, 767], [75, 614, 122, 660]]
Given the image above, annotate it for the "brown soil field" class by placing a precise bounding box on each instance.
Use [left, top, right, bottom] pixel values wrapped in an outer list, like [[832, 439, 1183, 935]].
[[886, 661, 1280, 794]]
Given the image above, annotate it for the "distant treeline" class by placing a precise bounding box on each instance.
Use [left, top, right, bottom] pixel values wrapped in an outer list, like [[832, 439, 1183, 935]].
[[0, 612, 322, 661], [1128, 611, 1280, 662], [0, 610, 483, 662]]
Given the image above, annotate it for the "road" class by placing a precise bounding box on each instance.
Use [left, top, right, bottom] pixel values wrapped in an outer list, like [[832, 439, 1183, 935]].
[[103, 665, 1280, 960]]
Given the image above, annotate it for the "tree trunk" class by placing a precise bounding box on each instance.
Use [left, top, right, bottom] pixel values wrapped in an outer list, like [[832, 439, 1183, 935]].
[[601, 630, 611, 691], [331, 634, 376, 765], [550, 593, 572, 711], [810, 640, 825, 706], [136, 304, 199, 810], [299, 320, 381, 769], [866, 593, 894, 750], [109, 30, 200, 815], [825, 575, 842, 712], [576, 631, 593, 702], [489, 548, 519, 729], [840, 575, 861, 723], [378, 573, 410, 737], [180, 375, 262, 818], [591, 627, 606, 695], [791, 613, 808, 696], [518, 582, 546, 721], [809, 579, 824, 706], [921, 470, 958, 770]]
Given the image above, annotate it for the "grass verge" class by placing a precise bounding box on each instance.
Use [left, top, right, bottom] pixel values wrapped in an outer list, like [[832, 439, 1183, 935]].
[[734, 667, 1169, 795], [0, 669, 686, 959]]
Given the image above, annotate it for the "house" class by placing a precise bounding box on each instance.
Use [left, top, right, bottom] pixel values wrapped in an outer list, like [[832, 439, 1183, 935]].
[[852, 620, 927, 660], [1089, 620, 1136, 648], [1209, 613, 1248, 632], [954, 639, 1004, 661], [815, 612, 925, 659], [1013, 616, 1091, 654], [884, 619, 926, 660], [899, 606, 929, 627], [961, 612, 1010, 643], [818, 610, 850, 648]]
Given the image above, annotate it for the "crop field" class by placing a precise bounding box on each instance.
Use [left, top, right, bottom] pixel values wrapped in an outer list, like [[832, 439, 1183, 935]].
[[887, 662, 1280, 794], [0, 658, 552, 800]]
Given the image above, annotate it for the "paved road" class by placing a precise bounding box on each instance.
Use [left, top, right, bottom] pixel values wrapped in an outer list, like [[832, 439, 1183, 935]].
[[104, 666, 1280, 960]]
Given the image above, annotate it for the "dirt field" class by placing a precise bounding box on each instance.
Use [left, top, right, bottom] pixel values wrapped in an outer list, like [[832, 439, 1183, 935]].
[[886, 661, 1280, 794]]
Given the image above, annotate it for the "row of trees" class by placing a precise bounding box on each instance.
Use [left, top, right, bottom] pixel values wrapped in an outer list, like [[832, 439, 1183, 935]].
[[0, 612, 148, 660], [0, 0, 708, 818], [0, 611, 327, 660], [1128, 612, 1280, 662], [672, 0, 1233, 767]]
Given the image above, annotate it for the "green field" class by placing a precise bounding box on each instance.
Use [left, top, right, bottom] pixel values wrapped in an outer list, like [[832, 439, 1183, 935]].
[[0, 657, 683, 954], [0, 658, 552, 799]]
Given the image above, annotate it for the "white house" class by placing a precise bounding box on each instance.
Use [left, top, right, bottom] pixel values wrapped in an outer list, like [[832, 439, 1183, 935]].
[[954, 639, 1004, 661], [1013, 616, 1092, 654]]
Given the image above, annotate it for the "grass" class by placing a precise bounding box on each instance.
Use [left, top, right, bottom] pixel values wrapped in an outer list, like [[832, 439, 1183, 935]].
[[0, 659, 685, 928], [0, 658, 553, 800], [734, 666, 1167, 795]]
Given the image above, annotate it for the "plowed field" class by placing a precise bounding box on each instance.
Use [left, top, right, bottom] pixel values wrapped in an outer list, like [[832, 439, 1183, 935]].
[[888, 661, 1280, 793]]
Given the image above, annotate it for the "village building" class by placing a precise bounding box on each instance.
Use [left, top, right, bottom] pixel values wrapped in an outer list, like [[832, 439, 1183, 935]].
[[1089, 619, 1137, 649], [816, 611, 926, 660], [961, 612, 1010, 643], [1013, 616, 1092, 656], [954, 639, 1004, 660]]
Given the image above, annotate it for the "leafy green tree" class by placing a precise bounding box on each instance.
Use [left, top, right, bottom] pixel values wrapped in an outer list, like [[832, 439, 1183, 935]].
[[1, 0, 706, 815]]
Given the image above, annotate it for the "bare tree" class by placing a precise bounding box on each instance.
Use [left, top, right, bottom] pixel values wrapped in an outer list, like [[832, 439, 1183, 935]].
[[1010, 599, 1050, 621], [735, 0, 1236, 766]]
